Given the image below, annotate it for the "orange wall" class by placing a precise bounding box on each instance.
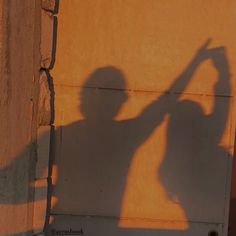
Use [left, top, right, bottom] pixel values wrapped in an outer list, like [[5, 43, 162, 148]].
[[49, 1, 236, 235], [0, 1, 41, 235]]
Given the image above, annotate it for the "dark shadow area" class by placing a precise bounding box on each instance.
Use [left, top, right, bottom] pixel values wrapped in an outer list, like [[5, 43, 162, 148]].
[[46, 41, 232, 235], [0, 41, 233, 236], [159, 46, 231, 225], [229, 198, 236, 236]]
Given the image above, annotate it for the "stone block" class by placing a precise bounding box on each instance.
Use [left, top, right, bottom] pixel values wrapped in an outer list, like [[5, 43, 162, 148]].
[[41, 10, 54, 68], [51, 0, 236, 97], [42, 0, 57, 13], [38, 71, 51, 126], [52, 85, 233, 224]]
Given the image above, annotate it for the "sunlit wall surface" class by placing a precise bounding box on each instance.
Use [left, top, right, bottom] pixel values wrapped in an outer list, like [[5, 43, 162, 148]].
[[0, 1, 41, 235], [48, 1, 236, 235]]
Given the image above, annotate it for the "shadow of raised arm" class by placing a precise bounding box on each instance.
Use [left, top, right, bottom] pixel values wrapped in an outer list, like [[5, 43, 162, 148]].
[[206, 47, 231, 142], [131, 40, 212, 146]]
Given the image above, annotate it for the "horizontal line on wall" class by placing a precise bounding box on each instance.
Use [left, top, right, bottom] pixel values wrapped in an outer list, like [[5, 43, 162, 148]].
[[53, 83, 233, 98], [49, 213, 224, 225]]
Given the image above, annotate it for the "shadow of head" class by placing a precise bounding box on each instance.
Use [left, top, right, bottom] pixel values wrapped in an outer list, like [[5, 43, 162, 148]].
[[79, 66, 128, 120], [170, 99, 204, 125]]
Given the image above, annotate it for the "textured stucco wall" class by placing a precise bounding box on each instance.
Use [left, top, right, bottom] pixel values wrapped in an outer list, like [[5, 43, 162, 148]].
[[0, 1, 41, 235], [0, 1, 59, 235]]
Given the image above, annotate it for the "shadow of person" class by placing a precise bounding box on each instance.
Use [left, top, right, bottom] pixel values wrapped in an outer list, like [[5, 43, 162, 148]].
[[159, 47, 232, 235], [51, 66, 169, 217], [48, 41, 231, 235], [0, 41, 232, 236]]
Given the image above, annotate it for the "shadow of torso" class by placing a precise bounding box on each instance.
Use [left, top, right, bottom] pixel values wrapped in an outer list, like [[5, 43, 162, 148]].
[[54, 119, 143, 216], [159, 100, 231, 223]]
